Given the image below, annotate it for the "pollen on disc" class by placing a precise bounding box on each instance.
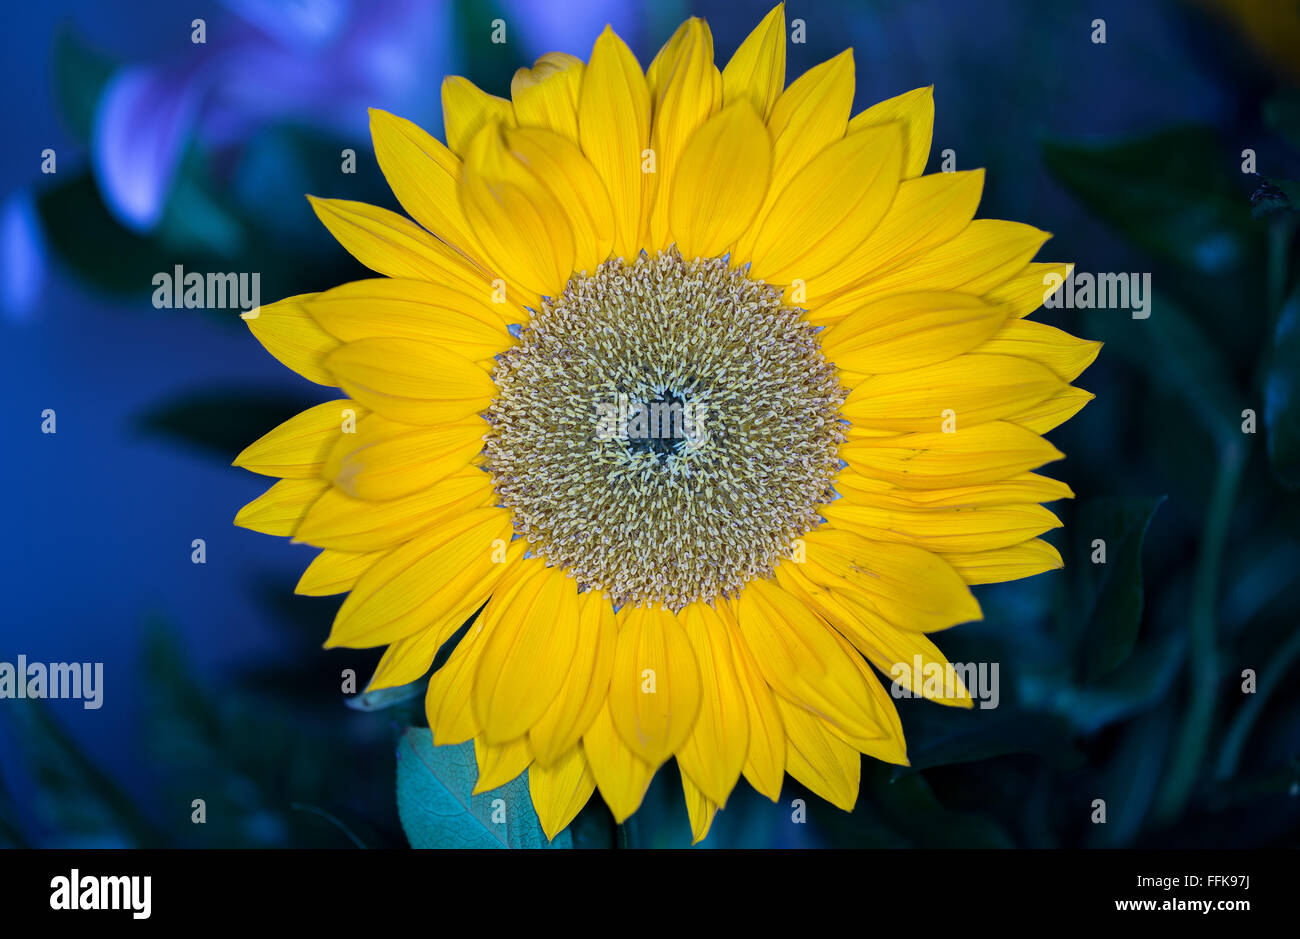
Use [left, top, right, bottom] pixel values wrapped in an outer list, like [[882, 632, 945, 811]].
[[483, 248, 847, 611]]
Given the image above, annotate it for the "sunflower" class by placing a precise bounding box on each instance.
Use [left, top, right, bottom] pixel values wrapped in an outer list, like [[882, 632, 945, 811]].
[[234, 3, 1097, 844]]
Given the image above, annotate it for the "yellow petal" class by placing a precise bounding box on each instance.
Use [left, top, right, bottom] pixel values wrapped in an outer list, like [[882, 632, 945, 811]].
[[747, 122, 902, 284], [800, 528, 981, 632], [823, 501, 1063, 553], [989, 261, 1074, 319], [943, 538, 1064, 585], [528, 745, 597, 841], [796, 169, 984, 305], [426, 614, 492, 745], [296, 548, 385, 597], [308, 278, 513, 354], [512, 53, 585, 142], [674, 602, 749, 807], [298, 467, 494, 550], [1010, 385, 1095, 433], [233, 478, 326, 536], [460, 121, 576, 298], [325, 507, 512, 648], [473, 564, 581, 743], [668, 102, 771, 260], [808, 220, 1051, 324], [841, 420, 1063, 488], [608, 605, 703, 765], [368, 108, 486, 266], [735, 578, 892, 741], [974, 319, 1102, 382], [847, 86, 934, 178], [583, 703, 656, 823], [842, 354, 1065, 433], [242, 293, 336, 386], [821, 628, 910, 764], [442, 75, 515, 156], [732, 49, 854, 265], [764, 48, 855, 192], [504, 125, 615, 273], [578, 26, 651, 259], [775, 696, 860, 811], [375, 539, 525, 693], [836, 469, 1073, 509], [680, 773, 719, 845], [717, 601, 786, 801], [472, 735, 532, 794], [644, 18, 723, 251], [321, 413, 485, 501], [325, 337, 495, 425], [645, 17, 690, 91], [233, 399, 363, 478], [820, 292, 1009, 374], [721, 3, 786, 121], [309, 197, 487, 290], [529, 589, 617, 766], [777, 565, 971, 706]]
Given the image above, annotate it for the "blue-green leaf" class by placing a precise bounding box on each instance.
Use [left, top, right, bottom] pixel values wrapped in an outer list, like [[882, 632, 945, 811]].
[[1265, 285, 1300, 489], [52, 26, 115, 144], [1264, 90, 1300, 153], [891, 706, 1078, 776], [395, 728, 571, 849], [1077, 496, 1165, 679], [1043, 127, 1260, 275], [345, 680, 424, 712], [136, 387, 320, 459]]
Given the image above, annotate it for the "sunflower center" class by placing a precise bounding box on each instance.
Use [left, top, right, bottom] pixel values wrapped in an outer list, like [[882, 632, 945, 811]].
[[482, 248, 847, 610]]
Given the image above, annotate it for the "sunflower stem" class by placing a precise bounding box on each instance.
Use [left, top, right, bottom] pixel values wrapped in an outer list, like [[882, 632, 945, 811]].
[[1216, 625, 1300, 780], [1153, 434, 1244, 824]]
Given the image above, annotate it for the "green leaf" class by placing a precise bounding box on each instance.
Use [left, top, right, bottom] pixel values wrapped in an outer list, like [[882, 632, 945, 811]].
[[871, 771, 1016, 848], [1085, 703, 1176, 847], [1264, 284, 1300, 489], [396, 728, 571, 849], [1082, 292, 1244, 446], [345, 680, 424, 712], [135, 388, 321, 459], [451, 0, 515, 96], [36, 171, 227, 296], [1, 700, 165, 846], [1076, 496, 1165, 679], [1028, 634, 1184, 734], [1264, 90, 1300, 153], [35, 161, 368, 304], [1250, 176, 1299, 219], [1043, 127, 1260, 275], [892, 706, 1077, 776], [52, 26, 115, 143]]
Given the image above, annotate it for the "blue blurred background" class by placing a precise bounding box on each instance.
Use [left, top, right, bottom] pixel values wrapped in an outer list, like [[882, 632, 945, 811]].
[[2, 0, 1299, 848]]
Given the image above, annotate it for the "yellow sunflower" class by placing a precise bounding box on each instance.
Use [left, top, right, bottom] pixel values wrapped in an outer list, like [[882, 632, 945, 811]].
[[234, 3, 1098, 844]]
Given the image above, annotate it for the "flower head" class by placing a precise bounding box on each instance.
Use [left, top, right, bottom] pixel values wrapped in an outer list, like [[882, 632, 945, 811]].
[[235, 3, 1097, 843]]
